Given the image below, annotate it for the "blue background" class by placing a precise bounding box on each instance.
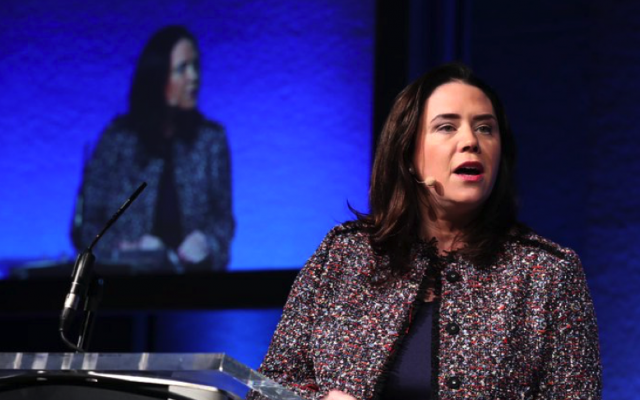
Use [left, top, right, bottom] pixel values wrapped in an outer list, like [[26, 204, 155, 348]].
[[1, 0, 638, 398]]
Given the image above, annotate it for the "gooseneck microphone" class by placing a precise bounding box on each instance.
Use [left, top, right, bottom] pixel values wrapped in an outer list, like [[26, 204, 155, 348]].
[[60, 182, 147, 352]]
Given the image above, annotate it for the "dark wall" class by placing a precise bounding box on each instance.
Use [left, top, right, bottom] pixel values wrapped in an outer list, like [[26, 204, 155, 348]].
[[471, 1, 590, 252], [469, 1, 639, 397]]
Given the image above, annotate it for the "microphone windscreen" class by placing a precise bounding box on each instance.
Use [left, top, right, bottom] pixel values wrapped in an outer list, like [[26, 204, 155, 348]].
[[424, 176, 436, 187]]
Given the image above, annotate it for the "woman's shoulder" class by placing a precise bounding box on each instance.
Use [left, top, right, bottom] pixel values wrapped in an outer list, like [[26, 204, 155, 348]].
[[100, 114, 138, 138], [199, 118, 224, 131], [197, 118, 226, 137], [295, 221, 376, 290], [303, 221, 374, 270], [192, 118, 228, 148], [504, 229, 582, 271], [321, 220, 372, 248], [91, 115, 139, 153]]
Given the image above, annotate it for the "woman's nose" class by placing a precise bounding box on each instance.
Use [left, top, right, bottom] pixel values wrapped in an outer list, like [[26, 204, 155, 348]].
[[187, 63, 199, 82], [459, 127, 480, 153], [462, 141, 480, 153]]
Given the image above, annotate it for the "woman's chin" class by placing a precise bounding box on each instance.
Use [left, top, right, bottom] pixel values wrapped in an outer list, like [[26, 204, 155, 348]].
[[178, 102, 197, 110], [441, 193, 490, 213]]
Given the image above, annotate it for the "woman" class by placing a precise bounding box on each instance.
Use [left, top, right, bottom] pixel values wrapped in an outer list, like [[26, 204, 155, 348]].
[[71, 26, 234, 272], [255, 64, 601, 399]]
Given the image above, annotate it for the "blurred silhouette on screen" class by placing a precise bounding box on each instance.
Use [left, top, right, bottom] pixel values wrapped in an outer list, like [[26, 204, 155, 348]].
[[71, 25, 234, 272]]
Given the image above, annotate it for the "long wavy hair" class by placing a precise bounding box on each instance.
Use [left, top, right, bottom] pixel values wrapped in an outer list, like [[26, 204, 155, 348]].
[[356, 63, 522, 271], [124, 25, 203, 153]]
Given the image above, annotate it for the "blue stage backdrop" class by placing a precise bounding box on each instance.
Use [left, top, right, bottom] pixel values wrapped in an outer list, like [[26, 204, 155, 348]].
[[0, 0, 374, 273]]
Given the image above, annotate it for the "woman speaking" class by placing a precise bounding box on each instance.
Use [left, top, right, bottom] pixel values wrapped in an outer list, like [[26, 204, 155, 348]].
[[254, 63, 601, 400]]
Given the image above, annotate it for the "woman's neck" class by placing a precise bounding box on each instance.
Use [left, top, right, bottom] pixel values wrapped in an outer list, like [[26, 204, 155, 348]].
[[162, 107, 180, 138], [420, 205, 477, 254], [162, 121, 175, 139]]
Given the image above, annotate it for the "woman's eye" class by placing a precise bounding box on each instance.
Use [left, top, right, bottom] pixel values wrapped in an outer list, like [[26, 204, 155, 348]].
[[174, 63, 187, 74], [437, 125, 456, 133], [477, 125, 493, 135]]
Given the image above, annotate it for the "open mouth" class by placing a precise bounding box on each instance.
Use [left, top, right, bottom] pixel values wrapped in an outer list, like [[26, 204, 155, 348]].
[[454, 162, 484, 176]]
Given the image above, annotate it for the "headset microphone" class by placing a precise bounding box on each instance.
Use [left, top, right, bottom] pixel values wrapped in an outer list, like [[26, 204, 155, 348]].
[[422, 176, 436, 187]]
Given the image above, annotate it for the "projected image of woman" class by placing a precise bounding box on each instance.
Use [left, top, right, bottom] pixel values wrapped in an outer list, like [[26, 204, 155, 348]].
[[72, 25, 234, 272], [253, 63, 601, 399]]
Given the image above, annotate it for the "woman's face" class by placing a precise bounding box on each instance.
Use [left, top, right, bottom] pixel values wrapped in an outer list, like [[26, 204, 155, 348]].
[[413, 81, 501, 214], [165, 38, 200, 109]]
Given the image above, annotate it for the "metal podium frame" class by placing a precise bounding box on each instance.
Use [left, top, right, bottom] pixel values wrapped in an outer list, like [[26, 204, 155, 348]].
[[0, 353, 304, 400]]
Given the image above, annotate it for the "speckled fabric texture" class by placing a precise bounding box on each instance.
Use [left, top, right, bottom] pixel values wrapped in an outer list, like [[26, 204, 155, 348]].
[[256, 222, 601, 400], [71, 118, 234, 271]]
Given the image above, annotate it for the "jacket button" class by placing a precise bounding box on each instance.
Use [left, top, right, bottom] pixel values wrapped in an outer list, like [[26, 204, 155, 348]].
[[446, 322, 460, 335], [446, 271, 461, 283], [446, 376, 462, 389]]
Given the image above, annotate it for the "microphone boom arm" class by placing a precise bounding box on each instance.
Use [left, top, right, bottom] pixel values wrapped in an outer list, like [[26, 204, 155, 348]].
[[59, 182, 147, 352]]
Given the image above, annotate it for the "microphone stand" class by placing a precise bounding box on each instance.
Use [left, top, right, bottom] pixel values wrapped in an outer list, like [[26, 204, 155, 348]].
[[60, 182, 147, 353], [77, 275, 104, 351]]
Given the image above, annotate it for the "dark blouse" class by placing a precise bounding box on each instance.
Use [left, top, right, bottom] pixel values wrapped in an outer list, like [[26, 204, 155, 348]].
[[380, 300, 435, 400], [152, 138, 183, 250]]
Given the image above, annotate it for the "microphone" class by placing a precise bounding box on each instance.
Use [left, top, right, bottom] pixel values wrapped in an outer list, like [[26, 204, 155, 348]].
[[60, 251, 95, 332], [415, 176, 436, 187], [409, 167, 436, 187], [60, 182, 147, 335], [422, 176, 436, 187]]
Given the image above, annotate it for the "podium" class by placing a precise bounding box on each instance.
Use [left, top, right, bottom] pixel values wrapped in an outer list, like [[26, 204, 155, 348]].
[[0, 353, 304, 400]]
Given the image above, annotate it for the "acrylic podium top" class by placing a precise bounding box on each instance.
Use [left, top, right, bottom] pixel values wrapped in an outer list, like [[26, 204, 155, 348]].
[[0, 352, 304, 400]]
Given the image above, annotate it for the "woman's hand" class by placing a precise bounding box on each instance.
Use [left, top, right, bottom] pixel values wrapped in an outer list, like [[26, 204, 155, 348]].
[[119, 234, 165, 251], [322, 390, 357, 400], [178, 230, 210, 263]]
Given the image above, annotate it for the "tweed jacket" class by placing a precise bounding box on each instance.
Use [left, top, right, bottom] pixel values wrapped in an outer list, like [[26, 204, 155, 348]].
[[71, 117, 234, 271], [257, 222, 601, 400]]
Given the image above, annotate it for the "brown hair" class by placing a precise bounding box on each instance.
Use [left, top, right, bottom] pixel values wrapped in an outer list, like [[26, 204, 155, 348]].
[[125, 25, 203, 155], [355, 63, 520, 271]]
